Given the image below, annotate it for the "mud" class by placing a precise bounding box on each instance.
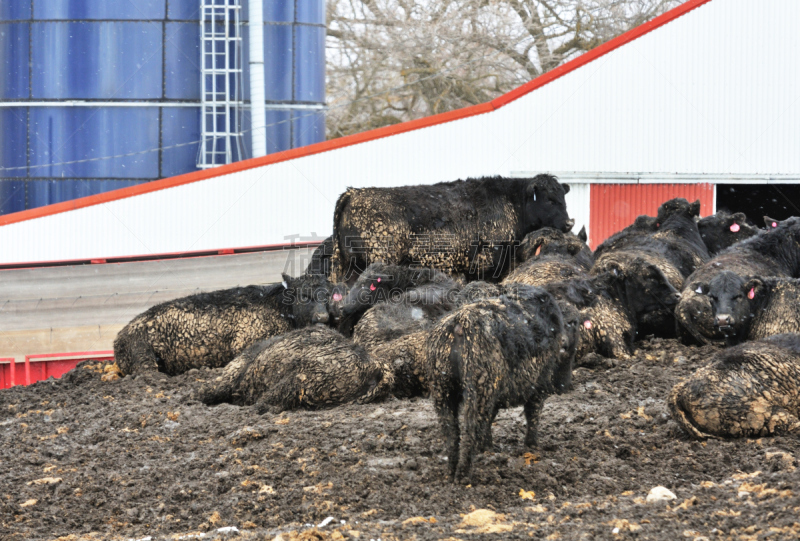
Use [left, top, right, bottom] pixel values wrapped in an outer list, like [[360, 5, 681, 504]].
[[2, 338, 800, 540]]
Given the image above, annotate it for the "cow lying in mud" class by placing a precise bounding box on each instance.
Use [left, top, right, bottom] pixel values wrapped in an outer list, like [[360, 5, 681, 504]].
[[593, 199, 709, 337], [336, 262, 461, 336], [198, 326, 393, 413], [676, 217, 800, 344], [691, 272, 800, 345], [114, 274, 332, 376], [503, 227, 593, 287], [425, 285, 574, 482], [669, 334, 800, 438], [329, 174, 574, 284]]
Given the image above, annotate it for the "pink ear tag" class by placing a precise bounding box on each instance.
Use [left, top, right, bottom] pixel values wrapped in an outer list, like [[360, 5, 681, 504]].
[[369, 283, 376, 291], [377, 277, 381, 282], [583, 320, 592, 329], [772, 222, 777, 228], [333, 292, 342, 302], [730, 223, 740, 232], [748, 288, 755, 299]]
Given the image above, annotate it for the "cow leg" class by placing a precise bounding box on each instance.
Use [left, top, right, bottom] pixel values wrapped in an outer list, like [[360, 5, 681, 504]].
[[455, 390, 494, 483], [524, 393, 546, 447], [477, 405, 500, 452], [432, 387, 461, 481]]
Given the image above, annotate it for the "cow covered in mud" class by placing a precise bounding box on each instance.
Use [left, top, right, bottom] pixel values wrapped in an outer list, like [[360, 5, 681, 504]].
[[697, 211, 760, 256], [329, 175, 573, 284], [198, 326, 393, 413], [425, 285, 574, 482], [503, 227, 593, 287], [669, 334, 800, 438], [676, 217, 800, 344], [691, 272, 800, 345], [592, 199, 709, 337], [114, 274, 332, 376]]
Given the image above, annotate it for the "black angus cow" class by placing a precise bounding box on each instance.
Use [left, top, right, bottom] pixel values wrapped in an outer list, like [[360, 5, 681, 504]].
[[503, 227, 594, 287], [697, 211, 760, 257], [592, 199, 709, 337], [329, 175, 574, 284], [692, 272, 800, 345], [676, 217, 800, 344], [669, 333, 800, 438], [114, 274, 332, 376], [425, 285, 573, 482]]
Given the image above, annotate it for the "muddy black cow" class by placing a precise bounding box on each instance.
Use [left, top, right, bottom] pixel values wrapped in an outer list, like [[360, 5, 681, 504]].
[[329, 175, 574, 284], [114, 274, 332, 376], [337, 262, 460, 336], [503, 227, 593, 287], [575, 259, 680, 361], [669, 333, 800, 438], [697, 211, 760, 256], [426, 285, 574, 482], [353, 302, 434, 398], [198, 326, 393, 413], [676, 217, 800, 344], [593, 199, 709, 336], [693, 272, 800, 345]]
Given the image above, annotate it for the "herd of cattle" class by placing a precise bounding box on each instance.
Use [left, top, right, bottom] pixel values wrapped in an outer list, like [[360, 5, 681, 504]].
[[112, 174, 800, 482]]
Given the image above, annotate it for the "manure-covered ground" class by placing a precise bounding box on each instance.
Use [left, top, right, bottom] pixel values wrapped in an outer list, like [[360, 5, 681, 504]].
[[2, 338, 799, 540]]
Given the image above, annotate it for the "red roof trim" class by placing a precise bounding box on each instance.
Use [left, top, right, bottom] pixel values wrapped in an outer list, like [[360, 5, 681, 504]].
[[0, 0, 712, 228]]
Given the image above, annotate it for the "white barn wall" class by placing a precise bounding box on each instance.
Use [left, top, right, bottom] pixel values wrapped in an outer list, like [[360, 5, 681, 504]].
[[1, 0, 799, 264]]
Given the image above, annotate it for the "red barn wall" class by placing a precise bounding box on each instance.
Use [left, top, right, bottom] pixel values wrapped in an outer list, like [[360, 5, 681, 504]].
[[589, 183, 715, 250]]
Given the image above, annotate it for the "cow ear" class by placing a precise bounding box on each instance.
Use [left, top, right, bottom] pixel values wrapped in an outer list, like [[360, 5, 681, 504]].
[[577, 225, 587, 243], [695, 282, 709, 295], [690, 200, 701, 217], [764, 216, 779, 228], [743, 278, 763, 299], [281, 273, 291, 288], [562, 183, 570, 194]]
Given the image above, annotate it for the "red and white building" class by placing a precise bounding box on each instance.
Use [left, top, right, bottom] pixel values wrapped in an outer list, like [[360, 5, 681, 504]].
[[1, 0, 798, 264]]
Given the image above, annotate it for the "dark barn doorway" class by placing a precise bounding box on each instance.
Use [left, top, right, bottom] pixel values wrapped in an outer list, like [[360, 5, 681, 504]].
[[716, 184, 800, 226]]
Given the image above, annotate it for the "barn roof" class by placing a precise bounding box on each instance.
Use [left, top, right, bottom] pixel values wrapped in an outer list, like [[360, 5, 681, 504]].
[[0, 0, 712, 229]]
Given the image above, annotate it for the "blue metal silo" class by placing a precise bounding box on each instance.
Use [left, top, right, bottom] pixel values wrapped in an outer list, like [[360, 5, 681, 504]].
[[0, 0, 326, 216]]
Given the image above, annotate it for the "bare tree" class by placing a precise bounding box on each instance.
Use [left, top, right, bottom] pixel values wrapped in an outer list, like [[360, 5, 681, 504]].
[[326, 0, 682, 138]]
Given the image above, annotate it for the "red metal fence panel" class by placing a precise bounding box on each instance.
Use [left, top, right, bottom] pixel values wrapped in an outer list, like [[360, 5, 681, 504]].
[[2, 351, 116, 388], [589, 183, 715, 250]]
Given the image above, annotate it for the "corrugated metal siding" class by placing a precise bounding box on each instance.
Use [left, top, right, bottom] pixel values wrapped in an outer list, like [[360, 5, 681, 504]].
[[2, 0, 800, 263], [589, 183, 714, 250]]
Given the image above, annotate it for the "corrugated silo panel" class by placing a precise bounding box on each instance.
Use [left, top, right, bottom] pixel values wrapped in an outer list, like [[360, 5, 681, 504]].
[[32, 22, 163, 99], [263, 1, 294, 23], [293, 111, 325, 148], [27, 180, 147, 209], [589, 183, 714, 249], [263, 24, 293, 101], [29, 108, 160, 179], [296, 2, 324, 24], [0, 108, 27, 177], [0, 3, 31, 20], [33, 1, 165, 20], [0, 23, 29, 99], [0, 181, 25, 214], [168, 0, 200, 20], [165, 23, 201, 100], [265, 111, 291, 154], [161, 108, 202, 178], [294, 25, 325, 102]]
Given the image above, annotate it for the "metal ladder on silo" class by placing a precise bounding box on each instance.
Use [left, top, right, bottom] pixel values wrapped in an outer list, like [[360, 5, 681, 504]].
[[197, 0, 245, 169]]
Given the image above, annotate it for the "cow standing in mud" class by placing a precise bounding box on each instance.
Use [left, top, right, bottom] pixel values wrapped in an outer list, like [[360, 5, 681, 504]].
[[329, 174, 573, 284]]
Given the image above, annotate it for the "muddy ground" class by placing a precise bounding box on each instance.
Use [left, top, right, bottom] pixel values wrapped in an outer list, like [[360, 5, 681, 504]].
[[2, 338, 799, 541]]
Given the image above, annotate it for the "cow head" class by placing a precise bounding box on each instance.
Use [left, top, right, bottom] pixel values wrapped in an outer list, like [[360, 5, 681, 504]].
[[695, 271, 753, 344], [697, 211, 760, 255], [656, 198, 701, 224], [281, 273, 332, 327], [518, 227, 586, 262], [522, 174, 574, 234]]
